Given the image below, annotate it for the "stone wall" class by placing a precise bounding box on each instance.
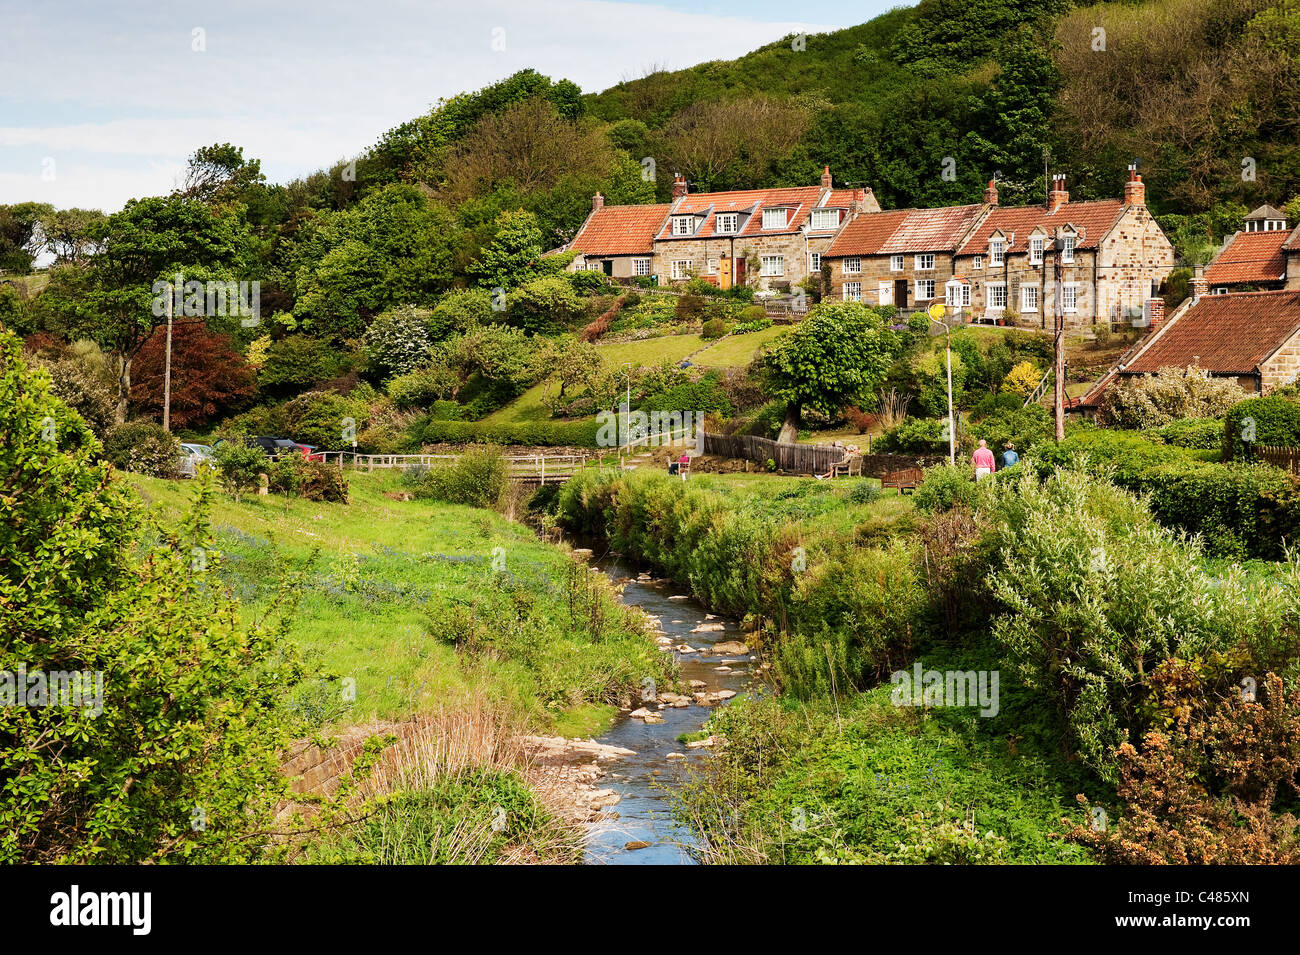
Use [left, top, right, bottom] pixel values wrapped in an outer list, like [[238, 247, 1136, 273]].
[[857, 452, 948, 478], [1261, 330, 1300, 392]]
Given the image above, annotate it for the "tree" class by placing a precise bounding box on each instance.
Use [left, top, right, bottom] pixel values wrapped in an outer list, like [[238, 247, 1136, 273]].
[[468, 210, 545, 290], [0, 332, 305, 862], [178, 143, 266, 206], [40, 196, 255, 424], [763, 302, 899, 442], [363, 305, 437, 379], [0, 202, 53, 273], [37, 208, 107, 266], [129, 322, 256, 428]]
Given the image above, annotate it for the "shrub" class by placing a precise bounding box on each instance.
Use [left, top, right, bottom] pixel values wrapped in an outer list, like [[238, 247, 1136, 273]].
[[101, 420, 181, 477], [388, 363, 458, 409], [257, 335, 350, 395], [364, 305, 436, 379], [299, 459, 349, 503], [972, 404, 1052, 455], [214, 440, 267, 500], [848, 481, 881, 505], [913, 464, 981, 514], [1099, 366, 1250, 429], [875, 417, 951, 454], [423, 418, 602, 447], [1002, 360, 1041, 396], [413, 446, 508, 509], [701, 317, 728, 340], [1155, 416, 1224, 449], [1224, 394, 1300, 461]]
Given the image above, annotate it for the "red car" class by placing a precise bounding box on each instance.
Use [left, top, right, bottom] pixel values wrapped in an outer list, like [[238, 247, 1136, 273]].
[[292, 442, 326, 462]]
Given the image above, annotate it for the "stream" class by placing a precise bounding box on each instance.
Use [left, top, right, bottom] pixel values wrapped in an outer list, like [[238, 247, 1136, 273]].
[[582, 550, 754, 865]]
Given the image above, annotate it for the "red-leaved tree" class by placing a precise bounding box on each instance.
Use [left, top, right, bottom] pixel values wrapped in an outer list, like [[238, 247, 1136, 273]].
[[130, 322, 255, 428]]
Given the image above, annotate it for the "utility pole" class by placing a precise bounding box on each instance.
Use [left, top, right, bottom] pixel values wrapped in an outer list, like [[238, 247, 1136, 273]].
[[928, 303, 956, 465], [162, 282, 174, 432], [1053, 248, 1065, 441]]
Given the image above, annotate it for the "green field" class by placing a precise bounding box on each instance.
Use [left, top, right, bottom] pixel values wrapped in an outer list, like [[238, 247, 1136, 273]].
[[128, 469, 669, 737]]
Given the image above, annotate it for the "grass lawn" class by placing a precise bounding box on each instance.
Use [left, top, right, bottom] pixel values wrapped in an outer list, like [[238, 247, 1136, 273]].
[[127, 469, 665, 736]]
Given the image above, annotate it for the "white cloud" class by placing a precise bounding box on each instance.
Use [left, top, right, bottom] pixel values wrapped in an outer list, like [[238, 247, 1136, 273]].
[[0, 0, 837, 211]]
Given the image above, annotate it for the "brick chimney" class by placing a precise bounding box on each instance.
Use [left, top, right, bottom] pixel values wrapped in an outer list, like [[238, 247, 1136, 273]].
[[1123, 164, 1146, 206], [671, 174, 688, 199], [1145, 297, 1165, 330], [1048, 174, 1069, 212], [821, 165, 833, 188], [1191, 264, 1207, 303], [591, 191, 604, 212], [984, 179, 998, 206]]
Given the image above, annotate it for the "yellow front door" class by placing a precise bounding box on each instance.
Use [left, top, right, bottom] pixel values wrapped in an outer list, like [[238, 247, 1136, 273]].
[[719, 257, 732, 290]]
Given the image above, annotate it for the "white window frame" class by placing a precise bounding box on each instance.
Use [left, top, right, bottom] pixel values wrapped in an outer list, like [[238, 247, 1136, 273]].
[[973, 255, 983, 270], [809, 252, 821, 273], [989, 239, 1005, 267], [1021, 284, 1039, 312], [915, 253, 935, 271], [715, 213, 738, 234], [811, 209, 839, 230], [1029, 236, 1044, 265], [707, 258, 719, 275], [634, 258, 651, 277], [1061, 235, 1075, 264], [987, 282, 1007, 309], [945, 283, 970, 307], [844, 256, 862, 275], [672, 216, 695, 237], [1062, 282, 1079, 312], [762, 208, 788, 230], [890, 254, 904, 272], [843, 282, 862, 302], [914, 278, 936, 300], [671, 260, 693, 280], [760, 254, 785, 277]]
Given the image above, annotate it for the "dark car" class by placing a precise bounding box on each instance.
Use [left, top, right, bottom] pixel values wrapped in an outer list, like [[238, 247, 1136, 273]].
[[248, 436, 301, 457]]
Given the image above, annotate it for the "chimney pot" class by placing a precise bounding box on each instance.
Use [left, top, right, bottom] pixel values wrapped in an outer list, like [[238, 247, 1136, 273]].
[[984, 179, 999, 206], [591, 191, 604, 212], [671, 174, 688, 200], [1191, 264, 1207, 302], [1123, 165, 1146, 206], [1049, 174, 1069, 211]]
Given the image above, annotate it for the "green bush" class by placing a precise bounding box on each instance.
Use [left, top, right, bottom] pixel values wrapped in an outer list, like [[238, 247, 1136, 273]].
[[1225, 395, 1300, 461], [214, 440, 267, 500], [913, 464, 981, 513], [413, 446, 508, 509], [875, 417, 951, 454], [1155, 417, 1225, 449], [972, 404, 1052, 455], [701, 317, 728, 339], [102, 420, 181, 477], [848, 480, 881, 505]]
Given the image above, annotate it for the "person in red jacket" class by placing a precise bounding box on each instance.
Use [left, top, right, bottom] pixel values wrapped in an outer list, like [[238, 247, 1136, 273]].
[[972, 439, 995, 480]]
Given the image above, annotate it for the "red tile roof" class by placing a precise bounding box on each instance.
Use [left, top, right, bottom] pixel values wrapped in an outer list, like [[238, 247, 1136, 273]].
[[825, 206, 985, 257], [1284, 224, 1300, 251], [956, 199, 1125, 255], [568, 203, 670, 256], [1124, 290, 1300, 376], [1205, 231, 1289, 286], [655, 186, 840, 241]]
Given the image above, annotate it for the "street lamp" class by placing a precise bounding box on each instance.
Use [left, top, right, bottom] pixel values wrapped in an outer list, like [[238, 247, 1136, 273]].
[[927, 302, 956, 466]]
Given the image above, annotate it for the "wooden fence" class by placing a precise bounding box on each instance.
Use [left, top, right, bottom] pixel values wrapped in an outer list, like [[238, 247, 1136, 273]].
[[1257, 445, 1300, 474], [702, 432, 847, 475]]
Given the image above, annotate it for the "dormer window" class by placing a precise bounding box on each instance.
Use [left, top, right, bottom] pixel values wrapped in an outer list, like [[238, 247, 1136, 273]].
[[810, 209, 840, 230], [672, 216, 696, 236], [1029, 236, 1044, 265], [762, 208, 789, 230], [1061, 234, 1076, 264], [989, 238, 1005, 266], [715, 213, 738, 234]]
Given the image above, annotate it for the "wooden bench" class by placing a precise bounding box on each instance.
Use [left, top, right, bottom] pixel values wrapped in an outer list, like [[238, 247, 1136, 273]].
[[831, 455, 863, 478], [880, 466, 924, 494]]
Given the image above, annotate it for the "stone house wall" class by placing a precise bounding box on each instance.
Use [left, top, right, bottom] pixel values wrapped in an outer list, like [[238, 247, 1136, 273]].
[[1261, 331, 1300, 392]]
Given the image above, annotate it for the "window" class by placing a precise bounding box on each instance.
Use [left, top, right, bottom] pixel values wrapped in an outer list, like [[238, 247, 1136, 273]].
[[973, 255, 983, 270], [890, 254, 904, 272], [915, 253, 935, 271], [809, 252, 821, 273], [707, 258, 719, 275], [761, 255, 785, 277], [634, 258, 651, 277], [1212, 286, 1229, 295], [1029, 237, 1044, 265], [715, 213, 738, 234], [672, 216, 695, 236], [586, 261, 603, 271], [1021, 285, 1039, 311], [990, 239, 1005, 267], [843, 282, 862, 302], [945, 283, 970, 307], [1062, 283, 1078, 312], [844, 257, 862, 274], [915, 279, 935, 300], [671, 260, 692, 280], [987, 283, 1007, 309], [811, 209, 839, 230], [1061, 235, 1075, 264], [762, 208, 788, 230]]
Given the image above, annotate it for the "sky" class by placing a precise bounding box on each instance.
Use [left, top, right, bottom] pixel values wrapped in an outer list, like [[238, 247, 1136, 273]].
[[1, 0, 902, 213]]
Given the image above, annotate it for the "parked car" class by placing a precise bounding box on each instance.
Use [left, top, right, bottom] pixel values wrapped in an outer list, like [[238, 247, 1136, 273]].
[[247, 436, 301, 457], [178, 443, 215, 478], [291, 442, 326, 462]]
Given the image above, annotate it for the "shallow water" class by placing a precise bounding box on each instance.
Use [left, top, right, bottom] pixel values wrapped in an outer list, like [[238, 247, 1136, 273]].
[[583, 550, 753, 866]]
